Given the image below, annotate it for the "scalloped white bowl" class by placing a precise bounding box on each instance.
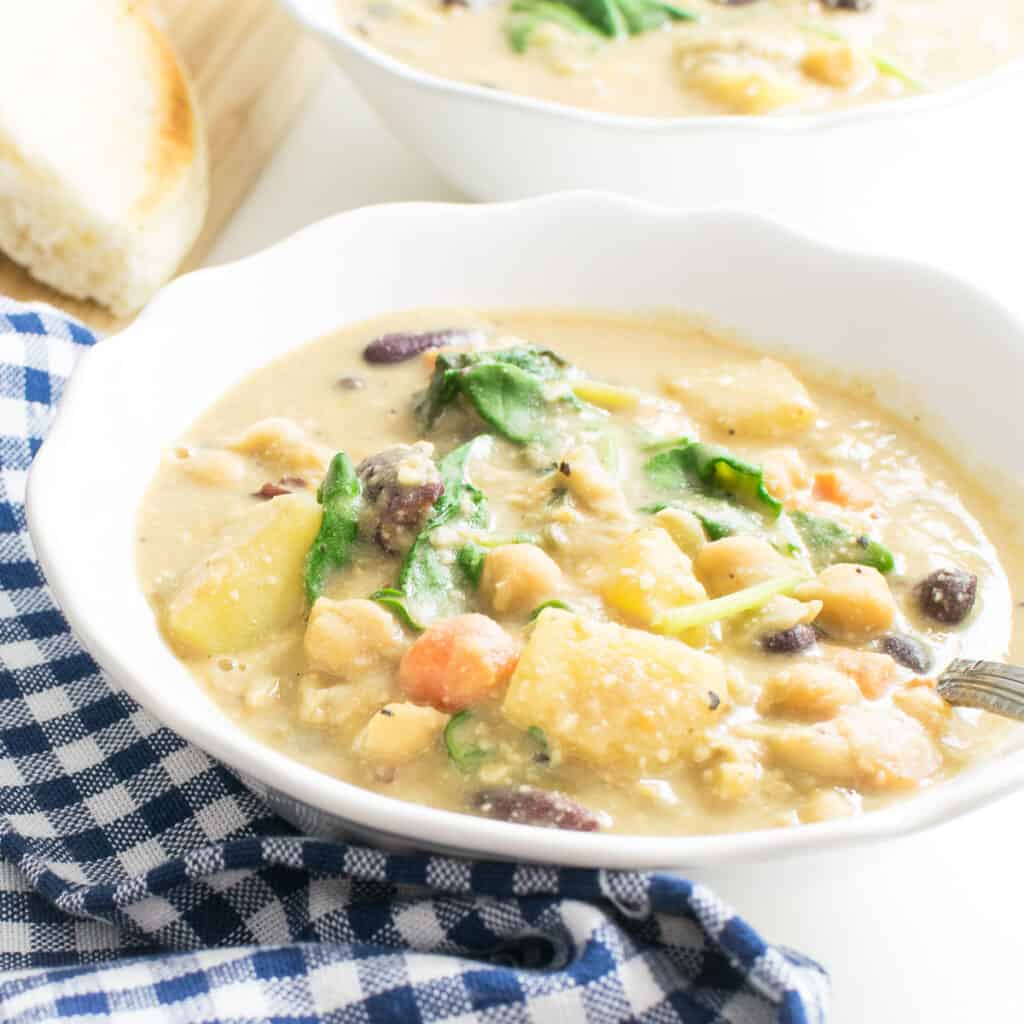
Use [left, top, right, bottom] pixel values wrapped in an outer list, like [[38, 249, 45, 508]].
[[26, 194, 1024, 868], [279, 0, 1024, 253]]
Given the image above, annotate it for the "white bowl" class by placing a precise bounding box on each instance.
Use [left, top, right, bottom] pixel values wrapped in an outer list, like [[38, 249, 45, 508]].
[[280, 0, 1024, 255], [27, 194, 1024, 869]]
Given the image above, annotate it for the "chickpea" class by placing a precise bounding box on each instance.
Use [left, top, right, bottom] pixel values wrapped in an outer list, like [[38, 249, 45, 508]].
[[761, 449, 809, 501], [758, 663, 861, 722], [304, 598, 406, 679], [479, 544, 562, 616], [355, 703, 450, 765], [693, 536, 791, 598], [797, 564, 896, 642], [653, 507, 706, 558]]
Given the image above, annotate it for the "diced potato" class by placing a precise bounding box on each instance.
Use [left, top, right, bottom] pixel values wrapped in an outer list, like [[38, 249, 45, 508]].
[[797, 564, 896, 642], [354, 703, 449, 765], [823, 647, 895, 699], [174, 447, 247, 487], [559, 445, 630, 518], [693, 536, 792, 598], [766, 705, 941, 791], [227, 417, 331, 474], [601, 527, 707, 635], [304, 598, 406, 679], [894, 684, 952, 737], [758, 663, 860, 721], [705, 759, 761, 803], [164, 493, 322, 655], [502, 610, 728, 774], [297, 674, 391, 728], [802, 41, 872, 89], [653, 507, 706, 558], [480, 544, 562, 616], [800, 788, 857, 823], [686, 61, 804, 115], [666, 358, 817, 439]]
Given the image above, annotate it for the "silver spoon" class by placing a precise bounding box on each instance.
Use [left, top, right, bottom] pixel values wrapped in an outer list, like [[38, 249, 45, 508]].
[[937, 659, 1024, 723]]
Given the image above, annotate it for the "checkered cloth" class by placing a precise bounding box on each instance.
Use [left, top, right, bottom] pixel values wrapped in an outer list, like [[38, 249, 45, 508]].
[[0, 297, 829, 1023]]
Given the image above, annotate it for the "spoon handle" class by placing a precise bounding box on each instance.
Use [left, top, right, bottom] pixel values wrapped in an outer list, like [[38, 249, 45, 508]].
[[937, 659, 1024, 723]]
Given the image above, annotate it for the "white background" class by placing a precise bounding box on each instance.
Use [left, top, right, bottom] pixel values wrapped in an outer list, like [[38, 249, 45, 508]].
[[207, 67, 1024, 1024]]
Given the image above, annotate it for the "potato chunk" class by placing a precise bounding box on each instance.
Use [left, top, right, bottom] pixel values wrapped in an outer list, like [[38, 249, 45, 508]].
[[693, 535, 792, 598], [797, 564, 896, 642], [164, 494, 322, 655], [355, 703, 449, 765], [758, 663, 860, 722], [480, 544, 562, 616], [686, 61, 804, 115], [766, 705, 941, 791], [666, 358, 817, 439], [227, 417, 332, 474], [601, 527, 707, 632], [304, 598, 406, 679], [502, 610, 728, 774], [801, 41, 872, 89]]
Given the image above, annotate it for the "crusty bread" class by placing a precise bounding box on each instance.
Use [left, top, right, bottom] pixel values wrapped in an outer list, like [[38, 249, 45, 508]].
[[0, 0, 208, 316]]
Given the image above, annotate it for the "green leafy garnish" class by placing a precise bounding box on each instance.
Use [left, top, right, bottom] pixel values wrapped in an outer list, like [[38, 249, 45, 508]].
[[655, 574, 806, 636], [505, 0, 697, 52], [644, 442, 783, 519], [526, 726, 550, 762], [417, 347, 568, 445], [802, 24, 927, 90], [445, 711, 492, 773], [303, 452, 362, 605], [394, 437, 492, 626], [369, 588, 425, 633], [528, 599, 574, 621], [790, 510, 894, 574], [456, 542, 487, 588], [505, 0, 604, 50]]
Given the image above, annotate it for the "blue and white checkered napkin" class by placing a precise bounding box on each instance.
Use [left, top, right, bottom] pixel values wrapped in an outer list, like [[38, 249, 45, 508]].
[[0, 297, 829, 1023]]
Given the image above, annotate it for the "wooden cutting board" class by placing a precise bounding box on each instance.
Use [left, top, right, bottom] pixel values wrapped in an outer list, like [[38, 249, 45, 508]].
[[0, 0, 325, 332]]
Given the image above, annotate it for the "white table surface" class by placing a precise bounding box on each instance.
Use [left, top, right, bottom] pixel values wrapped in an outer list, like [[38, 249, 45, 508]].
[[207, 66, 1024, 1024]]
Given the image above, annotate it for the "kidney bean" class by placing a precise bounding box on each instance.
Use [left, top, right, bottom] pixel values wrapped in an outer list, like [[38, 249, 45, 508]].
[[363, 329, 478, 364], [879, 633, 932, 674], [916, 569, 978, 626], [762, 624, 818, 654], [473, 787, 601, 831]]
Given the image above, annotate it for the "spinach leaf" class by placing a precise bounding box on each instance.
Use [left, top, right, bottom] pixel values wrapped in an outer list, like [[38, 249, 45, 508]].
[[369, 588, 426, 633], [615, 0, 697, 33], [528, 599, 573, 620], [506, 0, 697, 50], [417, 347, 568, 444], [460, 362, 549, 444], [456, 542, 487, 588], [644, 441, 782, 519], [303, 452, 362, 605], [445, 711, 492, 773], [790, 509, 895, 574], [395, 436, 492, 625]]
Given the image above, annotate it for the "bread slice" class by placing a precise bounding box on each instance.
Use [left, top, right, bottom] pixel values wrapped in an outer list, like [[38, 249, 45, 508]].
[[0, 0, 208, 316]]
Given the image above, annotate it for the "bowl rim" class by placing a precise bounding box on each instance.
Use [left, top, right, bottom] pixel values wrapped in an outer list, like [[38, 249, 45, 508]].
[[26, 192, 1024, 869], [280, 0, 1024, 134]]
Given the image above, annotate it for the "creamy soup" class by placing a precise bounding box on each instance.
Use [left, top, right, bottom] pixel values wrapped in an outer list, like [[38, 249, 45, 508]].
[[137, 310, 1021, 836], [336, 0, 1024, 117]]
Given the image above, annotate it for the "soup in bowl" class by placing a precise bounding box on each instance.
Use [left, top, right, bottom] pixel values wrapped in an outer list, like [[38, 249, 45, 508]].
[[26, 196, 1024, 866], [137, 306, 1018, 837], [336, 0, 1024, 117]]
